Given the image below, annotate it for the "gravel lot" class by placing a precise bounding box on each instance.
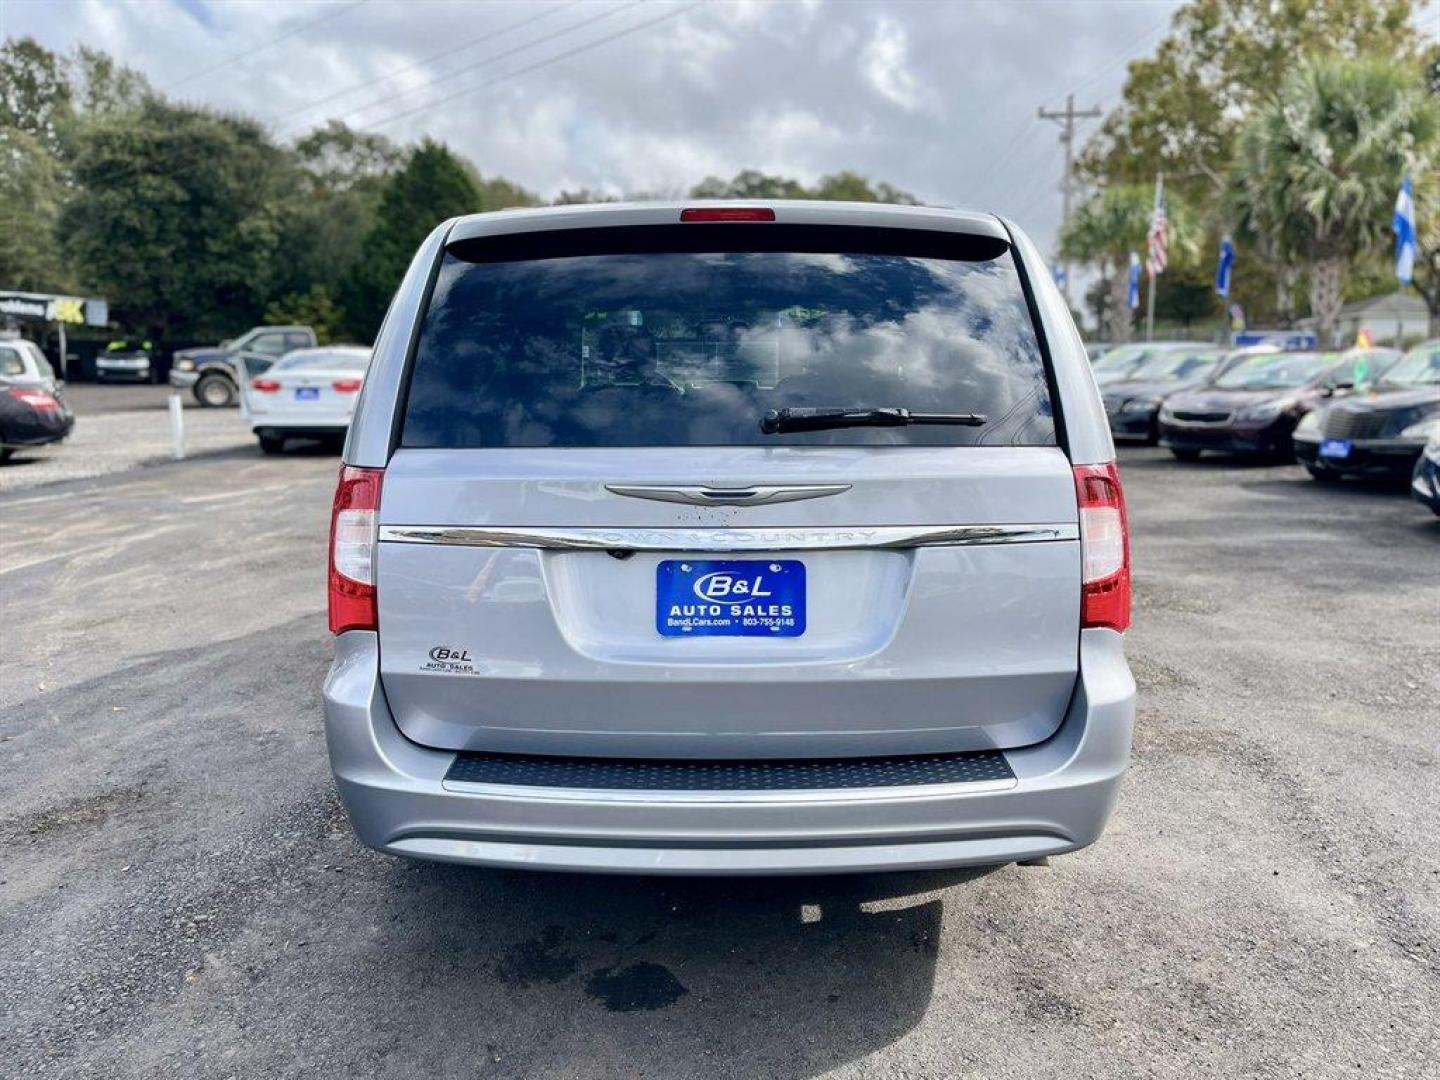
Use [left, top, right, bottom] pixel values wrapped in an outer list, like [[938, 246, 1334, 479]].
[[1, 440, 1436, 1079], [0, 384, 255, 494]]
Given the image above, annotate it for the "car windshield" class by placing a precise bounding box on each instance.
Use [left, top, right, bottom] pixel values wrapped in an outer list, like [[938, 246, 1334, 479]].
[[1380, 345, 1440, 387], [1124, 348, 1222, 381], [403, 225, 1055, 448], [275, 351, 369, 372], [1214, 352, 1333, 389], [1090, 344, 1149, 373]]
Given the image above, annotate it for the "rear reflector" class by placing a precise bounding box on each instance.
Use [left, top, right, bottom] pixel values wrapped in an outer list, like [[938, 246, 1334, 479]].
[[680, 207, 776, 222], [251, 378, 280, 393], [1073, 462, 1131, 632], [328, 465, 384, 634], [332, 379, 363, 393], [7, 388, 60, 411]]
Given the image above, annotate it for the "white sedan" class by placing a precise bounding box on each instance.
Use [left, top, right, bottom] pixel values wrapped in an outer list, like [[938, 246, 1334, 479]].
[[243, 346, 371, 454]]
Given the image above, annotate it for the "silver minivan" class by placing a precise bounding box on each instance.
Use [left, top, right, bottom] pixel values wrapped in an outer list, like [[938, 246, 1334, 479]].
[[323, 202, 1135, 875]]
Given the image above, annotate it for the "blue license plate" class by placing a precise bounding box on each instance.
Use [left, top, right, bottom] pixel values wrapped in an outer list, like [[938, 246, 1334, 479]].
[[294, 386, 320, 401], [1319, 438, 1352, 459], [656, 559, 805, 637]]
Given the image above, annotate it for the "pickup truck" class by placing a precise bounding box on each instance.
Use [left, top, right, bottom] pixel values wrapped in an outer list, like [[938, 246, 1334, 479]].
[[169, 325, 318, 407]]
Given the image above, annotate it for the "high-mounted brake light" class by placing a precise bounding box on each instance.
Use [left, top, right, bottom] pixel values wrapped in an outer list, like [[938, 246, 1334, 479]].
[[328, 465, 384, 634], [251, 378, 281, 393], [332, 379, 363, 393], [1073, 462, 1131, 632], [7, 388, 60, 411], [680, 207, 776, 222]]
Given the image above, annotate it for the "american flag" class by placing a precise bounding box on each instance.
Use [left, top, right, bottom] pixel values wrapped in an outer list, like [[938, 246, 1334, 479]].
[[1145, 175, 1168, 277]]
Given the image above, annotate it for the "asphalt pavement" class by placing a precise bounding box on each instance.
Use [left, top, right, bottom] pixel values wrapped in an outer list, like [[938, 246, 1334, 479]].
[[1, 438, 1436, 1079]]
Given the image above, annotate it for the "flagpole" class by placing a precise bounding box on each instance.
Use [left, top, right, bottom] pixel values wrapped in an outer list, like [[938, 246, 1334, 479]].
[[1144, 270, 1156, 342], [1144, 171, 1163, 342]]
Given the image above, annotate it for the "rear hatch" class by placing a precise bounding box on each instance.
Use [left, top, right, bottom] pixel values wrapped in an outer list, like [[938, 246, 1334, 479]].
[[375, 219, 1081, 759]]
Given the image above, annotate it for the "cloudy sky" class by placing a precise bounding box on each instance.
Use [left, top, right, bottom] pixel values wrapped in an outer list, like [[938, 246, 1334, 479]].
[[6, 0, 1197, 255]]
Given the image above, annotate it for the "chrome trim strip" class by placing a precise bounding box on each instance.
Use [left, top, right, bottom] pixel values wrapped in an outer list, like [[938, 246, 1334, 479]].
[[379, 522, 1078, 552], [439, 777, 1019, 803], [605, 483, 851, 507]]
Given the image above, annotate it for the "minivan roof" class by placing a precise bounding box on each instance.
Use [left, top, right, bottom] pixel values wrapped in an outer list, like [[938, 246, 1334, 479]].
[[444, 200, 1011, 245]]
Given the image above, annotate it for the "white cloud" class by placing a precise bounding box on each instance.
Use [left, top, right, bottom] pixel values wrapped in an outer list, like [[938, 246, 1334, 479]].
[[8, 0, 1186, 260], [860, 16, 921, 111]]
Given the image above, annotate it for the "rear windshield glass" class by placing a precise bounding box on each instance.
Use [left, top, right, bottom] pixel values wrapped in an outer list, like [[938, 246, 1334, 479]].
[[402, 225, 1055, 448], [276, 351, 369, 372]]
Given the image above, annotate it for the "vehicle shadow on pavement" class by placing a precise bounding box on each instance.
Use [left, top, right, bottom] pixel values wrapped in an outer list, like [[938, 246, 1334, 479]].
[[361, 859, 996, 1078]]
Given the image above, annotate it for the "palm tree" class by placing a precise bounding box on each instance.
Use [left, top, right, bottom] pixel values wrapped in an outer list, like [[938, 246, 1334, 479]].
[[1061, 185, 1198, 343], [1235, 57, 1438, 346]]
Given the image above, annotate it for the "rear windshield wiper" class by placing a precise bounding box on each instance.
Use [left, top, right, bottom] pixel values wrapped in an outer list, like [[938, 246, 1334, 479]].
[[760, 406, 988, 435]]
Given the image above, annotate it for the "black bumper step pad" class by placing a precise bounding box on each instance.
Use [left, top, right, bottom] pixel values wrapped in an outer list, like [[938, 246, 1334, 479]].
[[444, 748, 1015, 792]]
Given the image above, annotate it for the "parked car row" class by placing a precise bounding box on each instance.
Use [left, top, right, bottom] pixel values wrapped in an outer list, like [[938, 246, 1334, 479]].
[[1092, 338, 1440, 516]]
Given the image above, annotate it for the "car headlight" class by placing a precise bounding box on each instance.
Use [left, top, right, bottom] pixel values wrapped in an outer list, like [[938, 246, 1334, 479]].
[[174, 358, 195, 372], [1237, 398, 1294, 422], [1295, 411, 1321, 436], [1399, 417, 1440, 441], [1121, 398, 1159, 413]]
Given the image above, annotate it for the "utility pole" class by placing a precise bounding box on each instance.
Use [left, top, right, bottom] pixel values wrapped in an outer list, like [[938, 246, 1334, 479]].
[[1038, 93, 1101, 306]]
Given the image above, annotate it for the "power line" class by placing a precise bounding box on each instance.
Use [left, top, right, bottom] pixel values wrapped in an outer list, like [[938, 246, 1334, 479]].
[[356, 1, 706, 133], [330, 0, 646, 129], [167, 0, 373, 91], [274, 0, 583, 128]]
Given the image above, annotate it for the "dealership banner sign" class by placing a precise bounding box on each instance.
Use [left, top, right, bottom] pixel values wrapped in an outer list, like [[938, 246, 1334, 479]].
[[0, 291, 108, 326]]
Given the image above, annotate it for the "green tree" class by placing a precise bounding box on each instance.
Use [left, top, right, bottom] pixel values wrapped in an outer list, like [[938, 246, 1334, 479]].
[[1079, 0, 1419, 328], [0, 37, 73, 157], [810, 171, 918, 204], [293, 121, 401, 192], [60, 99, 297, 340], [1080, 0, 1416, 196], [689, 170, 808, 200], [264, 284, 347, 343], [1152, 265, 1217, 329], [1235, 56, 1438, 345], [0, 127, 71, 291], [688, 169, 917, 203], [1061, 185, 1200, 342], [347, 139, 481, 336]]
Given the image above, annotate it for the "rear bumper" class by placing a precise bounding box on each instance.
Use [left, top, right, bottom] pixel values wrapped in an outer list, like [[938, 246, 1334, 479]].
[[322, 629, 1135, 875], [1, 412, 74, 448], [252, 420, 350, 437]]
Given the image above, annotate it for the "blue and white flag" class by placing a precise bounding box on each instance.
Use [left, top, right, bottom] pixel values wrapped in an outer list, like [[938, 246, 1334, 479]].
[[1393, 175, 1416, 285], [1127, 252, 1141, 309], [1215, 235, 1235, 298]]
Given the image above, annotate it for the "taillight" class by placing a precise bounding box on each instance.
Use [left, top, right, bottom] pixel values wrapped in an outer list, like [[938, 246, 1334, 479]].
[[679, 207, 776, 222], [1073, 462, 1131, 632], [251, 378, 281, 393], [7, 388, 60, 411], [328, 466, 384, 634], [332, 379, 362, 393]]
